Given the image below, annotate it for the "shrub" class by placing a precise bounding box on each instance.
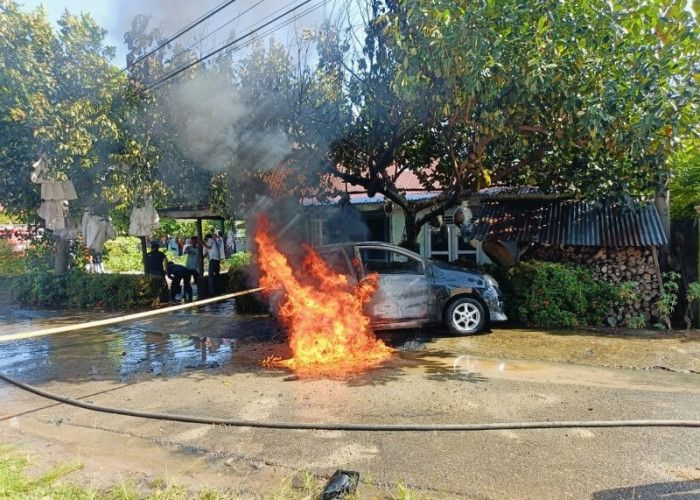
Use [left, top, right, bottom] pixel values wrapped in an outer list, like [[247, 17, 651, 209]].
[[10, 270, 167, 309], [24, 238, 56, 272], [654, 271, 680, 329], [224, 251, 253, 269], [103, 237, 146, 273], [684, 281, 700, 329], [0, 240, 24, 274], [227, 255, 267, 314], [0, 275, 24, 303], [64, 273, 167, 308], [508, 261, 616, 328], [13, 271, 68, 306]]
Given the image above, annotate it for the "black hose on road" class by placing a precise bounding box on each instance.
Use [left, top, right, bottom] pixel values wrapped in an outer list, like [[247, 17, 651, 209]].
[[1, 371, 698, 431]]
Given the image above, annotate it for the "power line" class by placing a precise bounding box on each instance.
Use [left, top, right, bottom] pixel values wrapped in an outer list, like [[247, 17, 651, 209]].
[[152, 0, 345, 90], [154, 0, 318, 81], [146, 0, 316, 91], [204, 0, 334, 68], [163, 0, 265, 67], [124, 0, 240, 72], [41, 0, 243, 109]]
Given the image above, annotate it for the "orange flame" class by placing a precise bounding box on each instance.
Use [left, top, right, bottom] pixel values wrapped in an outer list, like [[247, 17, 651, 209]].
[[255, 216, 392, 374]]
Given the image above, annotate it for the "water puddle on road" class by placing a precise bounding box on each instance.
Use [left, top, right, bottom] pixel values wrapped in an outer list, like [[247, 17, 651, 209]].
[[0, 304, 278, 384], [1, 305, 698, 394], [383, 350, 700, 393]]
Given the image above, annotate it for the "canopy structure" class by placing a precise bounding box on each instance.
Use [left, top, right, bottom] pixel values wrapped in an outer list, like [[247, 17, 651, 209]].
[[154, 206, 225, 277]]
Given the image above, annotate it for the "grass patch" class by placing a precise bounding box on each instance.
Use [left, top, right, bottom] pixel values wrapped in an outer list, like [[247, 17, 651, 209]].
[[0, 444, 84, 498], [0, 444, 443, 499]]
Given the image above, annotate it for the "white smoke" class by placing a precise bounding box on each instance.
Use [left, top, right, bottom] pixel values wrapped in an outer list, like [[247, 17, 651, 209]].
[[167, 72, 293, 174]]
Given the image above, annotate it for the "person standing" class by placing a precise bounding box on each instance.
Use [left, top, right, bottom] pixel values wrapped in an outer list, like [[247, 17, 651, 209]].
[[184, 235, 201, 297], [225, 229, 235, 258], [83, 246, 94, 273], [184, 236, 199, 273], [146, 242, 168, 277], [92, 250, 105, 273], [167, 236, 179, 256], [203, 232, 221, 296]]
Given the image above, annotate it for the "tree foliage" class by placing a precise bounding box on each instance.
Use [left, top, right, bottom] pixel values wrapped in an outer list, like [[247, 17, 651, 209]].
[[2, 0, 698, 263], [0, 1, 129, 222], [312, 0, 699, 248]]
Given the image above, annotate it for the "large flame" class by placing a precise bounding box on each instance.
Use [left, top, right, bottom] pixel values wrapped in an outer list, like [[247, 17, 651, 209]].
[[255, 216, 392, 374]]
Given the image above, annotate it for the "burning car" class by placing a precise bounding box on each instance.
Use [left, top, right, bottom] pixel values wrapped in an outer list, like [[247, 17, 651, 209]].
[[269, 241, 507, 336]]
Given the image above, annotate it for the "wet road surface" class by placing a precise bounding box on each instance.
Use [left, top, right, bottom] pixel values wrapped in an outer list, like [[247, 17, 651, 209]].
[[1, 303, 699, 499]]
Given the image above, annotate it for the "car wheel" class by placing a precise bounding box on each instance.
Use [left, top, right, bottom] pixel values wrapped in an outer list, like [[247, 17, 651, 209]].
[[446, 297, 486, 335]]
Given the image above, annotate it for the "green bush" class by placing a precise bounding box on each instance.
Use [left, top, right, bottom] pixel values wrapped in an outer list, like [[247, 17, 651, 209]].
[[508, 261, 616, 328], [224, 251, 253, 269], [1, 275, 24, 303], [9, 270, 167, 309], [12, 271, 69, 306], [24, 238, 56, 272], [103, 237, 145, 273], [227, 259, 267, 314], [65, 273, 167, 308], [0, 241, 25, 274]]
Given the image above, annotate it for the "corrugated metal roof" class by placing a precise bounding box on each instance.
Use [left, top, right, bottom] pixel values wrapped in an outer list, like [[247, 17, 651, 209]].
[[471, 200, 667, 247], [475, 186, 560, 198]]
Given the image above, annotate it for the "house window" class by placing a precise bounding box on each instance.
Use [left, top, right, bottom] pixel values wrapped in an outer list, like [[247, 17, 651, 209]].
[[363, 211, 390, 241], [424, 217, 476, 263]]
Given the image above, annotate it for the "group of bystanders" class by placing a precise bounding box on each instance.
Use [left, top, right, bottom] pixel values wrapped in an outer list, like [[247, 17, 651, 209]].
[[145, 230, 225, 302]]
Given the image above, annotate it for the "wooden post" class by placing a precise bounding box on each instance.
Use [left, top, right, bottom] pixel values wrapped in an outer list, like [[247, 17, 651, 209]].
[[651, 245, 665, 293], [139, 236, 148, 274], [196, 218, 204, 277]]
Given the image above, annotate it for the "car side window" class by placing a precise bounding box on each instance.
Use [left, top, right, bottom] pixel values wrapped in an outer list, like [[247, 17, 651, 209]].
[[320, 249, 353, 276], [359, 248, 424, 275]]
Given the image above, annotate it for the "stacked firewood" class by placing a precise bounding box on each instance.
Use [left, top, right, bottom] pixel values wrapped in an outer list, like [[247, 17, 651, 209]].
[[521, 244, 662, 326]]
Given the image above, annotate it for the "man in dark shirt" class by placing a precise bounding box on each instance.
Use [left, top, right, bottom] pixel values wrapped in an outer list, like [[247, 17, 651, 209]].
[[146, 242, 168, 276], [167, 262, 195, 302]]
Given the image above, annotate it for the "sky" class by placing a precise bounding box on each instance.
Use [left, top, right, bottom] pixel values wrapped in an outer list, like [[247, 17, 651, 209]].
[[17, 0, 357, 68]]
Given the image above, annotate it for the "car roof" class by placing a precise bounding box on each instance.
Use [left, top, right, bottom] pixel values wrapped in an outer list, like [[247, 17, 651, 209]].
[[319, 241, 425, 258]]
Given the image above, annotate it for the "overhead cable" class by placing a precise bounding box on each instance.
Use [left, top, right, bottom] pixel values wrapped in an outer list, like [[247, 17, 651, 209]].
[[157, 0, 335, 87], [163, 0, 265, 66], [146, 0, 316, 91], [125, 0, 240, 71]]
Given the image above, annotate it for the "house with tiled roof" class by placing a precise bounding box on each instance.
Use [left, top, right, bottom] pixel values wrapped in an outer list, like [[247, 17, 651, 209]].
[[262, 166, 668, 271], [260, 164, 489, 264]]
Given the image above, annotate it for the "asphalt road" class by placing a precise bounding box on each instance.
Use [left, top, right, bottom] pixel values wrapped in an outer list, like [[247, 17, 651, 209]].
[[0, 304, 699, 499]]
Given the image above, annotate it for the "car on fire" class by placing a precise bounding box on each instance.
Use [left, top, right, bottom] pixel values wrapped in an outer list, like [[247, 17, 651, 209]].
[[312, 241, 507, 335]]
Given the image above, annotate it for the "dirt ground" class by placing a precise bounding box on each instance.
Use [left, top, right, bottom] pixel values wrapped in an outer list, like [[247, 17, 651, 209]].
[[1, 324, 699, 499], [443, 325, 700, 374]]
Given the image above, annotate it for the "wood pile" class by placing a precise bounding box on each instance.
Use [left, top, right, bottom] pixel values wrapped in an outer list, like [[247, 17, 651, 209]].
[[521, 244, 662, 326]]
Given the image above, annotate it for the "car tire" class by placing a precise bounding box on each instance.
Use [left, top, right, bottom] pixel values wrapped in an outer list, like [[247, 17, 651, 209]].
[[445, 297, 486, 335]]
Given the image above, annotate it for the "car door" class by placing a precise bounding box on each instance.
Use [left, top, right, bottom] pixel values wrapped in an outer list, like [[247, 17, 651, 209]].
[[356, 245, 431, 323]]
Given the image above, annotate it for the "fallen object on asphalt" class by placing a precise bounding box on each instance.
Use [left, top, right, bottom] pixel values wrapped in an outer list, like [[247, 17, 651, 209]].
[[321, 469, 360, 499]]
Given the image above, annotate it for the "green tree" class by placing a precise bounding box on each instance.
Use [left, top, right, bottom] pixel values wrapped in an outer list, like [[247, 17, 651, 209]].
[[0, 2, 127, 271], [315, 0, 699, 250], [0, 2, 54, 216], [668, 136, 700, 219]]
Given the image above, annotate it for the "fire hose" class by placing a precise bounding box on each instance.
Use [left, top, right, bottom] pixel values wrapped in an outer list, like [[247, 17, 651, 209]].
[[0, 286, 699, 431], [1, 370, 699, 430], [0, 286, 268, 343]]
